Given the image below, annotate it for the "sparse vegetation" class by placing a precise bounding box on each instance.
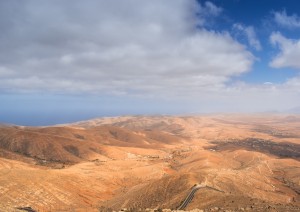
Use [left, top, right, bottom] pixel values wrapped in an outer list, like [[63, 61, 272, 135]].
[[0, 115, 299, 211], [207, 138, 300, 160]]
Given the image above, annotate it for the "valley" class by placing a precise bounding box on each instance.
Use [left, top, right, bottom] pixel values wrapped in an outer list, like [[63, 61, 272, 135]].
[[0, 114, 299, 211]]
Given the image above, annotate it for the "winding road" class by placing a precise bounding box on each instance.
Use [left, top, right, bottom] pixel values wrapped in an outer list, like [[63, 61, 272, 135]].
[[177, 184, 224, 210]]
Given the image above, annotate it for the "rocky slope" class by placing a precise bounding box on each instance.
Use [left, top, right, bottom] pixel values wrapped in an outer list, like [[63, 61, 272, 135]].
[[0, 114, 299, 211]]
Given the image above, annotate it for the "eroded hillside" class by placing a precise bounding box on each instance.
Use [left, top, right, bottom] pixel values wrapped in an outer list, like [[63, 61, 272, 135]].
[[0, 114, 299, 211]]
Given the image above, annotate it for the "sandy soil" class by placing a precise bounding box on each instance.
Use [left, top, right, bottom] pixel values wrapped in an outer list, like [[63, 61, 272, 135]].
[[0, 114, 299, 211]]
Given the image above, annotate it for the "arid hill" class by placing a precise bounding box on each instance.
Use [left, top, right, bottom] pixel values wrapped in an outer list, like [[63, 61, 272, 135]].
[[0, 114, 299, 211], [0, 125, 182, 166]]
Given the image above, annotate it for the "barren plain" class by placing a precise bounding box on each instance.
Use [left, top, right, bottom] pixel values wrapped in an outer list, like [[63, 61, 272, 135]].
[[0, 114, 299, 211]]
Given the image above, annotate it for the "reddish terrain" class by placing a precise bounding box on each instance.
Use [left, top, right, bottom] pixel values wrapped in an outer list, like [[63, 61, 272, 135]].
[[0, 114, 299, 211]]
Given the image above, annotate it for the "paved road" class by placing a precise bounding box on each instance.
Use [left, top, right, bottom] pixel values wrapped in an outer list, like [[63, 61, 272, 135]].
[[177, 184, 224, 210]]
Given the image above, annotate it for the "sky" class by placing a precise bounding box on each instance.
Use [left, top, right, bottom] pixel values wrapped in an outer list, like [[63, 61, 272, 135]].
[[1, 0, 300, 125]]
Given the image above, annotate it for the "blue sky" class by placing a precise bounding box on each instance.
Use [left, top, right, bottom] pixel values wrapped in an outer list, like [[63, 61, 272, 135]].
[[208, 0, 300, 83], [1, 0, 300, 125]]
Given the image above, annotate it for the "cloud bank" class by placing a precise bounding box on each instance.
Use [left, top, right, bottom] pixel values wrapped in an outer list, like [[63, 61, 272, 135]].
[[0, 0, 253, 95], [1, 0, 300, 115]]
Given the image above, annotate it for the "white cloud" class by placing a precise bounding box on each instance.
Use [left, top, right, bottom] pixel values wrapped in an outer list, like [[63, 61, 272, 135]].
[[263, 82, 273, 85], [216, 81, 300, 112], [1, 1, 300, 114], [233, 23, 262, 51], [165, 81, 300, 112], [284, 76, 300, 92], [274, 10, 300, 28], [0, 66, 15, 77], [0, 0, 253, 95], [204, 1, 223, 16], [270, 32, 300, 69]]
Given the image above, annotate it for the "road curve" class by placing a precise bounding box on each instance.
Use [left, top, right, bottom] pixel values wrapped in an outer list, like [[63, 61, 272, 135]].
[[177, 184, 203, 210], [177, 184, 223, 210]]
